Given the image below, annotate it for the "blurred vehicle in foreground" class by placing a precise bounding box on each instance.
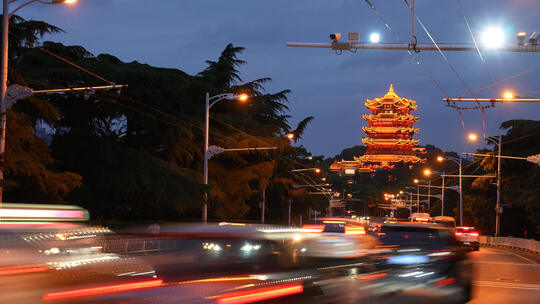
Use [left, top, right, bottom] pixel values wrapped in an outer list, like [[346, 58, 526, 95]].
[[455, 226, 480, 251], [373, 223, 473, 303]]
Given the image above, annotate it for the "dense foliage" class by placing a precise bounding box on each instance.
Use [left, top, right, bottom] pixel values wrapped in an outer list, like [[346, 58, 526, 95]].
[[4, 16, 327, 223]]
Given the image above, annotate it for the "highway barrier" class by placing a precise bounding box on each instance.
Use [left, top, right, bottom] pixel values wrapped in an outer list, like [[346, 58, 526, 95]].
[[479, 236, 540, 254]]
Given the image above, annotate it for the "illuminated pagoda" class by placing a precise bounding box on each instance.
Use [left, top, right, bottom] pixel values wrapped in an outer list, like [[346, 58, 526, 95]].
[[330, 84, 425, 175]]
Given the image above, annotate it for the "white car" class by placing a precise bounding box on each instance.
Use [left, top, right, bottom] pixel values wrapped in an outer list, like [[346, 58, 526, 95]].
[[455, 226, 479, 251]]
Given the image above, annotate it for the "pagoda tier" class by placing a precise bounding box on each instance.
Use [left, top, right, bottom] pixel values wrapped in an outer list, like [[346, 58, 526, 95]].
[[362, 113, 419, 122], [362, 138, 419, 145], [362, 126, 419, 134]]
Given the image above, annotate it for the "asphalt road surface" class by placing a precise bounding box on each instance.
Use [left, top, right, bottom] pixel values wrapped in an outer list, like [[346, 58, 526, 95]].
[[470, 247, 540, 304]]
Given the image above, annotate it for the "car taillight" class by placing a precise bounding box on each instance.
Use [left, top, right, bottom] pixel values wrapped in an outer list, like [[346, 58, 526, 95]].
[[470, 232, 479, 236], [455, 232, 463, 236], [345, 226, 366, 235], [301, 224, 324, 233], [416, 218, 429, 222]]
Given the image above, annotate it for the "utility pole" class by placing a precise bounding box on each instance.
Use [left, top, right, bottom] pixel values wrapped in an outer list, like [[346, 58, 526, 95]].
[[288, 199, 291, 226], [495, 135, 502, 237], [441, 172, 445, 216], [427, 179, 431, 209], [261, 187, 265, 224]]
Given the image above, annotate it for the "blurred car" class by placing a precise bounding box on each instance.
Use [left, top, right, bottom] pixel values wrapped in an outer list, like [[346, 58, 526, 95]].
[[0, 222, 158, 303], [409, 212, 431, 222], [432, 216, 457, 231], [299, 219, 379, 260], [374, 223, 473, 303], [455, 226, 479, 251]]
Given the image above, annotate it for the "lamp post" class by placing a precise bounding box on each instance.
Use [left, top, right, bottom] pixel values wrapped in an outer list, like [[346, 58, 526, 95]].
[[425, 168, 446, 216], [468, 133, 502, 236], [437, 155, 463, 225], [0, 0, 77, 206], [203, 92, 248, 222]]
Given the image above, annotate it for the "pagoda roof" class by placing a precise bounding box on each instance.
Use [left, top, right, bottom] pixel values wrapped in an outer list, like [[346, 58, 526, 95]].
[[355, 154, 425, 163], [365, 84, 417, 111], [362, 113, 419, 122], [362, 126, 419, 134], [362, 138, 419, 145]]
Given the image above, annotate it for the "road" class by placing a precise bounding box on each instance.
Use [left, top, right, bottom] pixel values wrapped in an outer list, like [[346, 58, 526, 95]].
[[470, 247, 540, 303]]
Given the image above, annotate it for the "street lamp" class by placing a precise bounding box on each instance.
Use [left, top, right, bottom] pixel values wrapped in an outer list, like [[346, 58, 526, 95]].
[[426, 169, 446, 216], [0, 0, 77, 206], [286, 133, 294, 140], [468, 132, 503, 236], [203, 92, 248, 222], [437, 155, 463, 225]]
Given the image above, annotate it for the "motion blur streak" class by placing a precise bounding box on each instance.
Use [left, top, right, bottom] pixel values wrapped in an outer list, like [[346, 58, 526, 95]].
[[356, 272, 387, 281], [434, 277, 456, 287], [0, 264, 47, 275], [301, 224, 325, 232], [216, 282, 304, 304], [42, 279, 164, 301], [174, 276, 257, 285], [345, 226, 366, 235]]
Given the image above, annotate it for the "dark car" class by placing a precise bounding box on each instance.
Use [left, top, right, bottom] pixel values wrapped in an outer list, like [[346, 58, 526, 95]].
[[373, 223, 473, 303]]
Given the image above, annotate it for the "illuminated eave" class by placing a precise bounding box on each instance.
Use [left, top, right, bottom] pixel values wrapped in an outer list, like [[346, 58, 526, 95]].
[[356, 154, 425, 163], [362, 138, 419, 145], [364, 84, 418, 111], [362, 126, 419, 134], [362, 114, 419, 122]]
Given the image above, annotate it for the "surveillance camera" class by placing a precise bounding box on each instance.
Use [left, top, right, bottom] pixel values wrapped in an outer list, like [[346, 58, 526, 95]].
[[329, 33, 341, 41]]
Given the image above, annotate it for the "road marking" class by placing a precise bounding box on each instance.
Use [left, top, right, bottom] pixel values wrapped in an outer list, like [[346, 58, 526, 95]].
[[475, 261, 538, 267], [483, 248, 540, 267], [473, 281, 540, 291]]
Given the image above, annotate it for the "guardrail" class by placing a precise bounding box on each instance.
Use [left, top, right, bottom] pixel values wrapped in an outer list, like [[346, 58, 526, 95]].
[[479, 236, 540, 254]]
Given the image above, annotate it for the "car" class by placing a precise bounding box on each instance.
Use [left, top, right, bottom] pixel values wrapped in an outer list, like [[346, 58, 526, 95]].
[[455, 226, 480, 251], [432, 216, 457, 231], [374, 223, 473, 303], [409, 212, 431, 222]]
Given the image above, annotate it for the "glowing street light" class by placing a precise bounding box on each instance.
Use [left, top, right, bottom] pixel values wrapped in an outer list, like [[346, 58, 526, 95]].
[[468, 133, 479, 141], [203, 92, 249, 222], [413, 178, 419, 184], [424, 169, 432, 176], [503, 91, 515, 99], [369, 33, 380, 43], [286, 133, 294, 140], [437, 156, 444, 162], [482, 27, 505, 49]]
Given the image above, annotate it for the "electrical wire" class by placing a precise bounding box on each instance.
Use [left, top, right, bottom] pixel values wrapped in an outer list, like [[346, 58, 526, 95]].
[[455, 0, 494, 84], [402, 0, 487, 138], [363, 0, 467, 130]]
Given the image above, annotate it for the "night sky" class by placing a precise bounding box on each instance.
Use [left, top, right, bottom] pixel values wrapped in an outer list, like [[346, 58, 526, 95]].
[[19, 0, 540, 157]]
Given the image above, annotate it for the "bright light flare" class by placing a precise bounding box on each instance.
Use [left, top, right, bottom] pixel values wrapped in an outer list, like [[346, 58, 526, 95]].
[[237, 94, 248, 102], [63, 0, 77, 4], [424, 169, 432, 176], [437, 156, 444, 162], [482, 27, 505, 49], [468, 133, 479, 141], [286, 133, 294, 140], [315, 168, 321, 174], [413, 179, 419, 184], [369, 33, 380, 43], [503, 91, 514, 99]]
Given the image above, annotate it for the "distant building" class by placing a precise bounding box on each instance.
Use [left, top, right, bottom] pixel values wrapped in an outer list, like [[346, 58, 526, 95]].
[[330, 84, 425, 175]]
